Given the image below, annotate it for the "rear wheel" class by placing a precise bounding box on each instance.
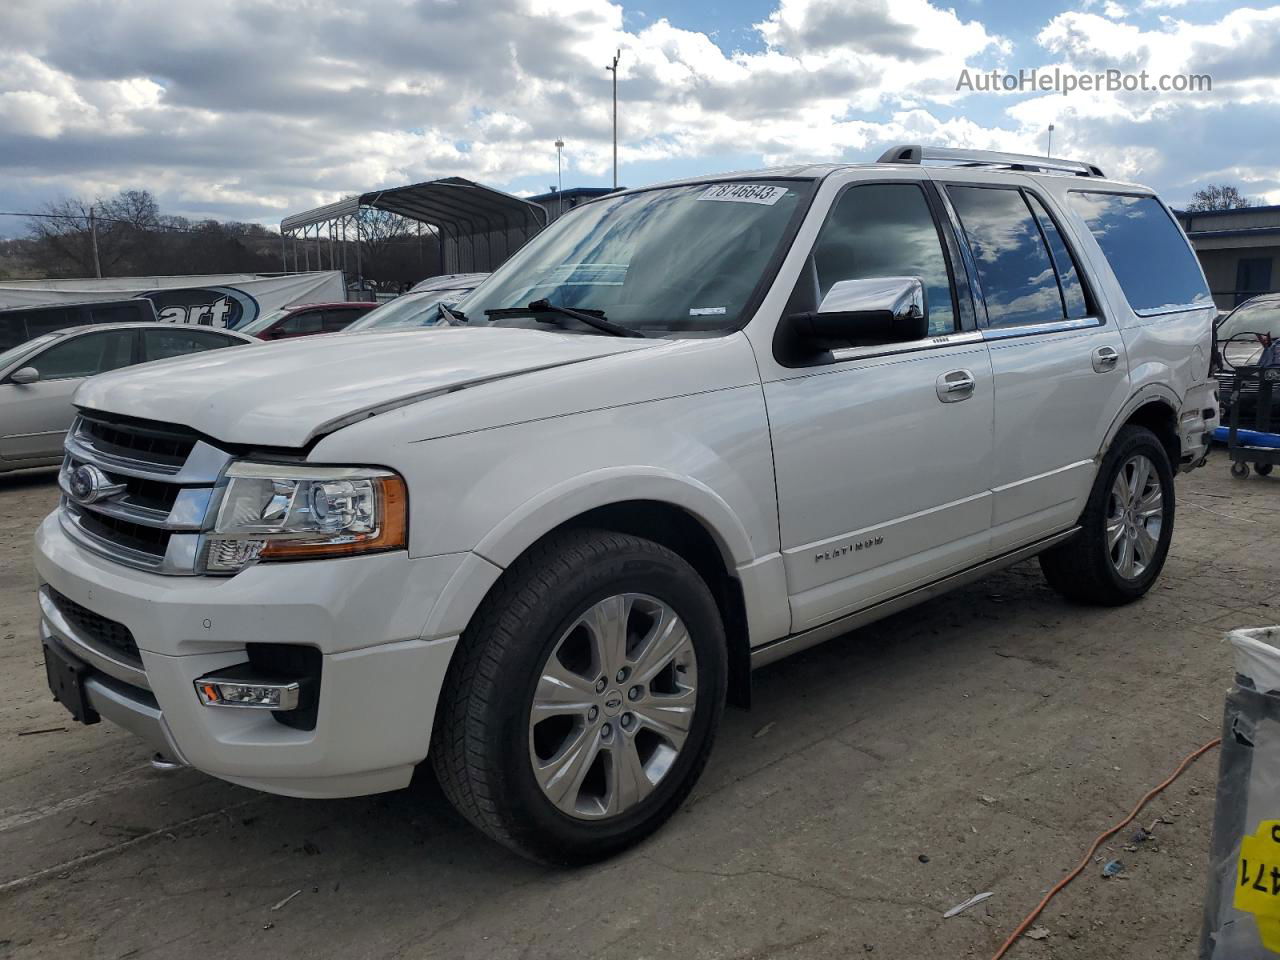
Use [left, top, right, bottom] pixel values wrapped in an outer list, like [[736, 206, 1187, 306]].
[[430, 529, 726, 864], [1040, 425, 1175, 605], [1257, 463, 1273, 477], [1232, 461, 1250, 479]]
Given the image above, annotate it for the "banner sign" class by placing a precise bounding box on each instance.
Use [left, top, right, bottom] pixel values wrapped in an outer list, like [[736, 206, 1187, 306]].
[[0, 272, 346, 330]]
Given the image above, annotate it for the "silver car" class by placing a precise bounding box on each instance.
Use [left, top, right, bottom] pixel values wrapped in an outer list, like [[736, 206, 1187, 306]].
[[0, 322, 256, 473]]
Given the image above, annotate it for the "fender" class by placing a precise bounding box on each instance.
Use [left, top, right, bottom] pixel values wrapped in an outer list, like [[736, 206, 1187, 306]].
[[1097, 383, 1180, 459], [471, 466, 757, 571]]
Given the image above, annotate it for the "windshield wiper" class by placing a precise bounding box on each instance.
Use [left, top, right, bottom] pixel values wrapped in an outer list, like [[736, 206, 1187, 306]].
[[484, 299, 645, 338], [438, 302, 467, 325]]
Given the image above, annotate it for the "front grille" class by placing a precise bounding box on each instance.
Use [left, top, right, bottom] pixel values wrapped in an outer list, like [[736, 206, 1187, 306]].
[[48, 587, 141, 665], [78, 414, 197, 467], [74, 506, 171, 558], [58, 412, 231, 575]]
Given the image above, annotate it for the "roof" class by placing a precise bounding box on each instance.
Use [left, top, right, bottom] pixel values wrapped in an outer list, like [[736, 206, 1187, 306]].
[[281, 177, 547, 235], [0, 297, 149, 314], [282, 301, 378, 310], [52, 322, 258, 340]]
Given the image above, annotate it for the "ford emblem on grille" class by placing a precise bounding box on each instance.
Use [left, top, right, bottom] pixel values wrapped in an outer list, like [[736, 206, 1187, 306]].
[[68, 464, 125, 505]]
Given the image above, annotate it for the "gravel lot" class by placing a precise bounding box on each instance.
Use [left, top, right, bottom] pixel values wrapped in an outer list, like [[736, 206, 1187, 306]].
[[2, 452, 1276, 960]]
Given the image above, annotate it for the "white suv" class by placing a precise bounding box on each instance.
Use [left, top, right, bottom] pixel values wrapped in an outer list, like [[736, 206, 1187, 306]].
[[34, 146, 1216, 863]]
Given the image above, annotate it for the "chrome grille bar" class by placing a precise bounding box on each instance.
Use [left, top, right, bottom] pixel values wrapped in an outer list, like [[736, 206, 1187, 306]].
[[58, 413, 231, 575]]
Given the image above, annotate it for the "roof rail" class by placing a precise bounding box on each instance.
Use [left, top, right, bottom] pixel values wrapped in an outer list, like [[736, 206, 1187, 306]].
[[878, 144, 1106, 179]]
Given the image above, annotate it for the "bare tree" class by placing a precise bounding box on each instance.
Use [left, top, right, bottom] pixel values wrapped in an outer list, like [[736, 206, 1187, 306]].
[[1186, 183, 1256, 212]]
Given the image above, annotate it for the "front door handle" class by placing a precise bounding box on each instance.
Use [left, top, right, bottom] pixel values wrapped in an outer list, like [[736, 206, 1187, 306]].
[[1093, 345, 1120, 373], [937, 369, 976, 403]]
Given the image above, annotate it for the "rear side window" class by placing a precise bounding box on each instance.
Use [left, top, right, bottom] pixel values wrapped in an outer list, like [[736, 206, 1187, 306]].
[[1026, 195, 1089, 319], [321, 309, 358, 332], [143, 328, 241, 361], [949, 186, 1063, 328], [277, 310, 323, 335], [1067, 192, 1211, 315]]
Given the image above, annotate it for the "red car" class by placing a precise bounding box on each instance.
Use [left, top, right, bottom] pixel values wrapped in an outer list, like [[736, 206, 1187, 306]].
[[235, 301, 378, 340]]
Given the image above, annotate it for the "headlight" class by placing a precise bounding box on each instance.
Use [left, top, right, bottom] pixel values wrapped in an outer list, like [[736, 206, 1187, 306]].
[[205, 463, 407, 572]]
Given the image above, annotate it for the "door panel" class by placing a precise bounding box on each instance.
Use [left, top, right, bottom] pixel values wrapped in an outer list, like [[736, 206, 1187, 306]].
[[985, 328, 1128, 550], [0, 329, 135, 462], [943, 183, 1131, 551], [769, 342, 995, 629], [763, 179, 996, 633], [0, 379, 82, 460]]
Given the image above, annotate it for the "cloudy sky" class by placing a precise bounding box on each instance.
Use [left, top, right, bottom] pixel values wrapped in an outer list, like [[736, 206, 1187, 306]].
[[0, 0, 1277, 235]]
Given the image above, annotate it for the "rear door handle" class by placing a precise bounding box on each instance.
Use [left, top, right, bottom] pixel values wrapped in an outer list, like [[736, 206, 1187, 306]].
[[937, 369, 976, 403], [1093, 345, 1120, 373]]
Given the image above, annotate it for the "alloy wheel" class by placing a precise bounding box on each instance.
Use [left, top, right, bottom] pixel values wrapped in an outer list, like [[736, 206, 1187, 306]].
[[528, 593, 698, 820], [1106, 453, 1164, 579]]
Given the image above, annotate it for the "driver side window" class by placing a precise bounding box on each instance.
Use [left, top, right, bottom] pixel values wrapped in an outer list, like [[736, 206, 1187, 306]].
[[805, 182, 958, 336]]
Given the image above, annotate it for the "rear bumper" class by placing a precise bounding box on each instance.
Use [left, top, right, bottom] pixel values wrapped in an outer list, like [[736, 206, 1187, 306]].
[[1178, 382, 1217, 472], [34, 511, 467, 798]]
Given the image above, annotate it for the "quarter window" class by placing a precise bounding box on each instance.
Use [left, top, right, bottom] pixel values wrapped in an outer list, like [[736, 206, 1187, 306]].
[[949, 186, 1064, 329], [1067, 192, 1212, 315], [807, 182, 957, 335]]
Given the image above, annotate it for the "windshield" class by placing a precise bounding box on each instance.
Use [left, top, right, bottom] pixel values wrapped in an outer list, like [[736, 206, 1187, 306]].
[[345, 292, 456, 331], [237, 308, 290, 336], [0, 333, 59, 370], [1218, 299, 1280, 341], [464, 180, 813, 336]]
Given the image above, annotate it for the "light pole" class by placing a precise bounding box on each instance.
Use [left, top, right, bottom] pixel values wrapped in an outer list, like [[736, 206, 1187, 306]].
[[554, 139, 565, 218], [606, 49, 621, 189], [1046, 123, 1055, 157]]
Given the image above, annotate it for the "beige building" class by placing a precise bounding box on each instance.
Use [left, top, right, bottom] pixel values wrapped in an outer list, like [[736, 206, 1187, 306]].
[[1175, 205, 1280, 312]]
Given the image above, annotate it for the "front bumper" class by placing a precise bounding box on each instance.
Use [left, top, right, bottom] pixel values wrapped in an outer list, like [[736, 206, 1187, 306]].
[[34, 512, 467, 798]]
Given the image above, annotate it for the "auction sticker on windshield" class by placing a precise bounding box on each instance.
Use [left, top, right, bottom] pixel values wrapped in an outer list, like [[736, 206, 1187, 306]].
[[699, 184, 788, 205]]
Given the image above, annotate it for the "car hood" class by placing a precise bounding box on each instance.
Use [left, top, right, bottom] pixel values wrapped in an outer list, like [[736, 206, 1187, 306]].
[[75, 327, 659, 448]]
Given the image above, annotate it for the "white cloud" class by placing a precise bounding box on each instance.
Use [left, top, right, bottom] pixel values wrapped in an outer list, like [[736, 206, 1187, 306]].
[[0, 0, 1274, 224]]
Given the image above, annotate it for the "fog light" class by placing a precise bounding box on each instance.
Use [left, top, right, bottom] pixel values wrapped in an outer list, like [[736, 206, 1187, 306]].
[[194, 667, 301, 711]]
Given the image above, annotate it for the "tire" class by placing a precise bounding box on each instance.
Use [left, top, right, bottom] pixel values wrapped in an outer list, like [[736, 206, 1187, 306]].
[[430, 528, 727, 864], [1039, 425, 1175, 606], [1257, 463, 1273, 477], [1232, 461, 1250, 479]]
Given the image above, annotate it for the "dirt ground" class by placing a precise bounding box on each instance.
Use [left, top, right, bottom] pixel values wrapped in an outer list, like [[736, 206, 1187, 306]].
[[1, 451, 1277, 960]]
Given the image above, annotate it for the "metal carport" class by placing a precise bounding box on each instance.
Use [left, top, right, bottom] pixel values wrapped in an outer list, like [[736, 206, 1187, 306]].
[[279, 177, 548, 283]]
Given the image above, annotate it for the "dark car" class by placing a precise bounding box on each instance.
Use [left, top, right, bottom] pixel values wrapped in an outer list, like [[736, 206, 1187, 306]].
[[0, 298, 159, 352], [235, 301, 378, 340], [1215, 294, 1280, 421]]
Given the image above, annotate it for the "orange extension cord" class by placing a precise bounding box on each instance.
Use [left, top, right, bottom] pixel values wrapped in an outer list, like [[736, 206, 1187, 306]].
[[990, 736, 1223, 960]]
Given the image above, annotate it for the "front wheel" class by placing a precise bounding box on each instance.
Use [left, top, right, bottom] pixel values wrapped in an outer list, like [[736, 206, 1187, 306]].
[[430, 529, 727, 864], [1232, 461, 1250, 479], [1040, 425, 1175, 605], [1257, 463, 1273, 477]]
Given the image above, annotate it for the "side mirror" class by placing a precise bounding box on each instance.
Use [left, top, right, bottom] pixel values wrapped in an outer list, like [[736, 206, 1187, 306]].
[[788, 277, 928, 346], [9, 366, 40, 385]]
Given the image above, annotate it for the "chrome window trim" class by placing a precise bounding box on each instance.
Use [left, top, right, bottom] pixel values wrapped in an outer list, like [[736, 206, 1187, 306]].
[[829, 329, 985, 363], [981, 315, 1103, 341]]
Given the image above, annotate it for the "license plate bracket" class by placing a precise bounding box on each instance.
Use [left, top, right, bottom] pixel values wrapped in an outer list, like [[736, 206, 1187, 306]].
[[43, 640, 100, 725]]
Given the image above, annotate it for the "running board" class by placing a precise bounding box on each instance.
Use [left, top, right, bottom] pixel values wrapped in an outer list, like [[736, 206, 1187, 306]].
[[749, 527, 1080, 669]]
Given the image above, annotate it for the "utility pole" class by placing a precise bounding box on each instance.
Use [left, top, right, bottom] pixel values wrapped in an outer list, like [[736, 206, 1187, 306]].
[[555, 139, 565, 217], [606, 50, 621, 189], [1046, 123, 1055, 157], [88, 204, 102, 279]]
